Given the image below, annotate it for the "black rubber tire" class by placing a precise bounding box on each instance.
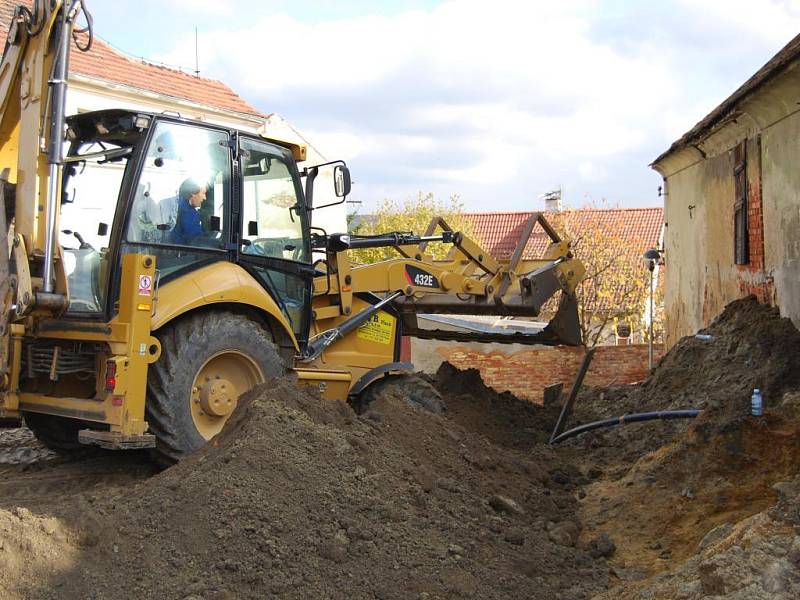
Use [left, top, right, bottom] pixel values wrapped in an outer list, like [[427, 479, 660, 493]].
[[356, 374, 446, 414], [23, 412, 90, 454], [147, 311, 285, 464]]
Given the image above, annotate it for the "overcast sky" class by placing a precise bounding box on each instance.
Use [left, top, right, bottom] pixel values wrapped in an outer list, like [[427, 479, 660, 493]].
[[88, 0, 800, 212]]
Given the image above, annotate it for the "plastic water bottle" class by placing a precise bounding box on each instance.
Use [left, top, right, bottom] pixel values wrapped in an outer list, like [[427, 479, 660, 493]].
[[751, 389, 763, 417]]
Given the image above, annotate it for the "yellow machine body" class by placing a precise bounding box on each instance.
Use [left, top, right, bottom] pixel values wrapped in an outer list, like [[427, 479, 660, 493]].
[[0, 1, 585, 457]]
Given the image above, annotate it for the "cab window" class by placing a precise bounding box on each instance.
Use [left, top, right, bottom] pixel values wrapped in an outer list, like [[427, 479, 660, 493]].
[[60, 140, 129, 313], [124, 121, 231, 278], [240, 138, 307, 263]]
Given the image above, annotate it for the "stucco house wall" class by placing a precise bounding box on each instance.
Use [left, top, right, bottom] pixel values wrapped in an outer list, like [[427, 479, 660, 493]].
[[761, 108, 800, 321], [653, 44, 800, 348]]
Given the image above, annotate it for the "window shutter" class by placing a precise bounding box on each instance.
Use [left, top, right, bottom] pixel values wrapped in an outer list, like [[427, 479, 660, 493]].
[[733, 141, 748, 265]]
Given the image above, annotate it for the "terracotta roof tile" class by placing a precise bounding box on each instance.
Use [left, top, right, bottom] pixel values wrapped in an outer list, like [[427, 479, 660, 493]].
[[465, 207, 664, 314], [465, 207, 664, 261], [0, 0, 263, 117]]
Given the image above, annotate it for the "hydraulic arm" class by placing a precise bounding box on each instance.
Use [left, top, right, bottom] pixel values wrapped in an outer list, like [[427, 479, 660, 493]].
[[309, 211, 585, 356], [0, 1, 90, 379]]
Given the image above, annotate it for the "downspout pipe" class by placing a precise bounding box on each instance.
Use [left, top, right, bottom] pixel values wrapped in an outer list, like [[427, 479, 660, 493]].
[[550, 409, 702, 445], [42, 1, 77, 293]]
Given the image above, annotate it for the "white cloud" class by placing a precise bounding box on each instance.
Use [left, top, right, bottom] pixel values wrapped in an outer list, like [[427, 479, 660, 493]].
[[159, 0, 238, 16], [152, 0, 800, 209], [578, 160, 606, 182], [674, 0, 800, 46]]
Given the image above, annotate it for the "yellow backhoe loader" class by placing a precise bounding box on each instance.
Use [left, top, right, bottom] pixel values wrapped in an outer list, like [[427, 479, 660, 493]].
[[0, 1, 585, 462]]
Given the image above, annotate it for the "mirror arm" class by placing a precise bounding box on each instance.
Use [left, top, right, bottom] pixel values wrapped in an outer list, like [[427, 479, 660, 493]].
[[311, 197, 346, 211], [304, 166, 319, 212]]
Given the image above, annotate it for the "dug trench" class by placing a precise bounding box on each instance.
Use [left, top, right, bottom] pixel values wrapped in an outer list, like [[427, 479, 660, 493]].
[[0, 295, 798, 599]]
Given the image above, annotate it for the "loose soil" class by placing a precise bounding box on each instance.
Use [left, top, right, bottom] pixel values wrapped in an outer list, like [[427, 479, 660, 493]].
[[0, 295, 798, 599]]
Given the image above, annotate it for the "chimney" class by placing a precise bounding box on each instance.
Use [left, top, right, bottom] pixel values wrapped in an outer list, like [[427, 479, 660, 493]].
[[542, 189, 562, 212]]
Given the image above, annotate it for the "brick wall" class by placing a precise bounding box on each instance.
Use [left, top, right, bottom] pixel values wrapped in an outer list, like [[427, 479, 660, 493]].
[[436, 344, 664, 404], [735, 147, 773, 303]]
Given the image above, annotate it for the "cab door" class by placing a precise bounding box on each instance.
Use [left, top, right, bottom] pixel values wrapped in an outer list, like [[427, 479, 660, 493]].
[[236, 136, 313, 346]]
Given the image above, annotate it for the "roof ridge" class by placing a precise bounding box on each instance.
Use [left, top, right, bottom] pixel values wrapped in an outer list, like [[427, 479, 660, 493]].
[[465, 206, 663, 216], [93, 36, 231, 86]]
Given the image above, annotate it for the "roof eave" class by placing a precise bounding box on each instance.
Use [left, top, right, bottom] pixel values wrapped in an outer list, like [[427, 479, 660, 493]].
[[652, 32, 800, 168], [69, 72, 267, 125]]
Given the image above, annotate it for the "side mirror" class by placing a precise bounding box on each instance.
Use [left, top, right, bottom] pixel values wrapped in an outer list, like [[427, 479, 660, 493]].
[[334, 165, 351, 198], [97, 222, 109, 236], [247, 221, 258, 236], [209, 216, 221, 232]]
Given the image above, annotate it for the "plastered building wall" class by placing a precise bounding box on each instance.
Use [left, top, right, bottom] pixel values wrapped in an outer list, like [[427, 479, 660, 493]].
[[761, 109, 800, 321], [654, 63, 800, 348]]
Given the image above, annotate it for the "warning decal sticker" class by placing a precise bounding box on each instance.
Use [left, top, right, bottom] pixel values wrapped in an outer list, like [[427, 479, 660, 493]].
[[138, 274, 153, 296], [356, 310, 395, 345]]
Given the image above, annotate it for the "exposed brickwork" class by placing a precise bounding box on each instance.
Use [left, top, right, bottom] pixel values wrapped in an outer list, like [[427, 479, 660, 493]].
[[437, 344, 664, 404], [735, 137, 773, 304], [746, 178, 765, 271]]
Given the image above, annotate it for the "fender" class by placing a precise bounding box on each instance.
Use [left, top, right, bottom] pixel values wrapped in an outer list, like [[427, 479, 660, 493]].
[[151, 262, 300, 351], [349, 361, 413, 397]]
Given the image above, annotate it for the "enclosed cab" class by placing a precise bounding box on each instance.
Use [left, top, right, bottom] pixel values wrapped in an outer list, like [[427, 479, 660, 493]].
[[7, 109, 330, 461]]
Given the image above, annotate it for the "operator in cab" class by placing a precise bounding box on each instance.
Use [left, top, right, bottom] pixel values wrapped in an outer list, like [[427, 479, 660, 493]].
[[170, 178, 208, 245]]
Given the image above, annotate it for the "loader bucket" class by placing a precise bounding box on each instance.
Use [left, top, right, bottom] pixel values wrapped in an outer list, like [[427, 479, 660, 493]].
[[394, 212, 585, 346]]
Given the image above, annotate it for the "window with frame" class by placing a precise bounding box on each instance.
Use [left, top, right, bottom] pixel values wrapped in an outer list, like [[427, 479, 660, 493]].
[[734, 141, 748, 265], [124, 121, 231, 279], [60, 140, 131, 313], [238, 137, 310, 341], [239, 138, 308, 263]]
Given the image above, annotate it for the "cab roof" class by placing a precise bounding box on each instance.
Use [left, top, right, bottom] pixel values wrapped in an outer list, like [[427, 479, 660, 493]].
[[66, 109, 307, 162]]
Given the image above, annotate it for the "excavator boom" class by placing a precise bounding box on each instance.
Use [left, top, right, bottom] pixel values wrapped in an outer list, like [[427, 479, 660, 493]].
[[308, 211, 585, 363]]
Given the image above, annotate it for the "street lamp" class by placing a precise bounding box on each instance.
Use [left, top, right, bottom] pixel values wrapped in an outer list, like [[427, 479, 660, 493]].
[[643, 248, 661, 370]]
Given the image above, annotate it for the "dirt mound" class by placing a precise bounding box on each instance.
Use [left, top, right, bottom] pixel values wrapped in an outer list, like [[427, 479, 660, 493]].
[[645, 295, 800, 413], [2, 295, 799, 599], [0, 506, 77, 600], [565, 296, 800, 461], [0, 439, 153, 599], [0, 428, 56, 466], [25, 377, 607, 600], [593, 472, 800, 600], [432, 363, 561, 449], [579, 407, 800, 581], [563, 297, 800, 596]]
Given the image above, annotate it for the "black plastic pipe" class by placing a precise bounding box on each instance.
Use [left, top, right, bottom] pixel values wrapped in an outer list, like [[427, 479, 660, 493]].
[[550, 409, 702, 445]]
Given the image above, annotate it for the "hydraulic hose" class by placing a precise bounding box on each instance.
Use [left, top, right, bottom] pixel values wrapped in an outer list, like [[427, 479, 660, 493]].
[[550, 409, 702, 445], [43, 2, 74, 292], [42, 0, 94, 293]]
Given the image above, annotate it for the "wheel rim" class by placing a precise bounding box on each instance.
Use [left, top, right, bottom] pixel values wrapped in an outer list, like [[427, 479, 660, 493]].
[[190, 350, 265, 440]]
